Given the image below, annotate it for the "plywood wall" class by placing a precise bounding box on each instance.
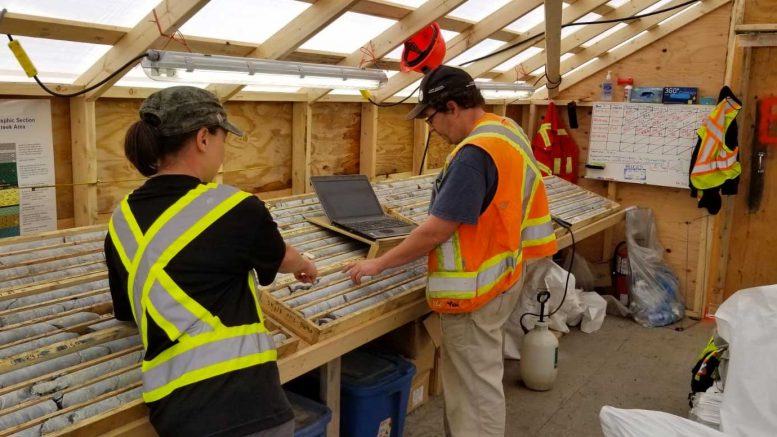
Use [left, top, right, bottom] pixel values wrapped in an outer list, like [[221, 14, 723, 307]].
[[557, 6, 732, 314], [311, 103, 361, 177], [723, 47, 777, 300], [744, 0, 777, 23], [376, 104, 413, 176]]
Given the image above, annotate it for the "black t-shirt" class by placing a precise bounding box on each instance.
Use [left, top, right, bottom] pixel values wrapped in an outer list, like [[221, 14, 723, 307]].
[[104, 175, 293, 437]]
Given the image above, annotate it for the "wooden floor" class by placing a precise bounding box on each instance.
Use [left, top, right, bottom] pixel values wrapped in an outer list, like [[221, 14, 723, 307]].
[[405, 315, 714, 437]]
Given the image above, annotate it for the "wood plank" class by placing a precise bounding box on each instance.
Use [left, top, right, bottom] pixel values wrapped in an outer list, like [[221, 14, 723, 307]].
[[292, 102, 313, 194], [737, 33, 777, 47], [492, 0, 661, 83], [305, 0, 466, 102], [534, 0, 732, 98], [0, 11, 125, 45], [360, 103, 379, 179], [412, 118, 430, 175], [373, 0, 545, 102], [74, 0, 211, 100], [311, 103, 361, 178], [464, 0, 610, 80], [70, 97, 98, 226], [211, 0, 359, 101], [320, 357, 341, 437], [544, 0, 564, 99], [376, 104, 414, 177]]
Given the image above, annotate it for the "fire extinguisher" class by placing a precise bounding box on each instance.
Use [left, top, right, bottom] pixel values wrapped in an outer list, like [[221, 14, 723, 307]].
[[611, 241, 630, 306]]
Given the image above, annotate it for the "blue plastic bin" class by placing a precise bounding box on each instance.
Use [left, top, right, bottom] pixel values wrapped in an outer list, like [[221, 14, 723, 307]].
[[339, 349, 416, 437], [285, 390, 331, 437]]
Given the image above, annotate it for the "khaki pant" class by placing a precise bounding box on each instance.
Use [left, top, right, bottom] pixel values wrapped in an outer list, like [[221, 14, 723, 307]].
[[440, 271, 525, 437]]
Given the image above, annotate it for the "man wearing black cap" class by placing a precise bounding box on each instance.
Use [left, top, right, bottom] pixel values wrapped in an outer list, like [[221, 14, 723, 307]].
[[105, 86, 317, 436], [346, 66, 557, 436]]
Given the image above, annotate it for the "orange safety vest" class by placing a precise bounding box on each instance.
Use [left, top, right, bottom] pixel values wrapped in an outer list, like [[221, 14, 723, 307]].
[[531, 102, 579, 183], [690, 97, 741, 190], [427, 113, 558, 314]]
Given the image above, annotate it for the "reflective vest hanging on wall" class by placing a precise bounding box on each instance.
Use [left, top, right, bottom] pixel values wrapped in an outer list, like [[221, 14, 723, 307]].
[[690, 96, 742, 191], [108, 184, 277, 403], [426, 114, 558, 314], [531, 102, 579, 183]]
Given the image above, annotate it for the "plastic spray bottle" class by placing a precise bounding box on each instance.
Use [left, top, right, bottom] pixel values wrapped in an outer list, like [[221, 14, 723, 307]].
[[601, 71, 613, 101]]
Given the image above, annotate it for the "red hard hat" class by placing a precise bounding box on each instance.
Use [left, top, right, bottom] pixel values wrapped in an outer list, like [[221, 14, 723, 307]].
[[401, 22, 446, 73]]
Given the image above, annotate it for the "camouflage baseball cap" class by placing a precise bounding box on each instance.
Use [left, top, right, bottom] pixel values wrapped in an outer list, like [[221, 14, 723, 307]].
[[139, 86, 244, 137]]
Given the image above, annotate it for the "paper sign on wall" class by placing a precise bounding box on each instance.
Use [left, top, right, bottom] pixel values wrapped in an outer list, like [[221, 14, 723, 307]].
[[586, 102, 713, 188], [0, 100, 57, 237]]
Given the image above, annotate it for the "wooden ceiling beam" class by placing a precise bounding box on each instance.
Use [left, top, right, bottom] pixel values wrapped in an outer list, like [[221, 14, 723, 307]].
[[372, 0, 545, 103], [209, 0, 359, 101], [461, 0, 611, 80], [492, 0, 666, 83], [304, 0, 467, 102], [0, 11, 124, 45], [73, 0, 211, 101], [533, 0, 731, 98]]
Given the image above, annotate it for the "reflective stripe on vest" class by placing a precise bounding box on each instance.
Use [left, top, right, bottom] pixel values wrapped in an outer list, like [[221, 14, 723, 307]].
[[108, 183, 276, 402], [690, 98, 741, 190], [428, 116, 556, 307]]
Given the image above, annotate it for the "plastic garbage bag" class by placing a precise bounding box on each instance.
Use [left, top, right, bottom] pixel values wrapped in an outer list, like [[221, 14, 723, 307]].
[[600, 406, 728, 437], [504, 259, 578, 359], [625, 208, 684, 327], [580, 292, 607, 333], [715, 285, 777, 437]]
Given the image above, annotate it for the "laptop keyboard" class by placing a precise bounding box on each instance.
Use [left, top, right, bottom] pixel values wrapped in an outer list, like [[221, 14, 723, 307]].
[[345, 218, 412, 232]]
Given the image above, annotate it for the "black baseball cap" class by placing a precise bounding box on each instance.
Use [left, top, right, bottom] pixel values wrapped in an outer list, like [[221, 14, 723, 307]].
[[406, 65, 478, 120], [139, 86, 244, 137]]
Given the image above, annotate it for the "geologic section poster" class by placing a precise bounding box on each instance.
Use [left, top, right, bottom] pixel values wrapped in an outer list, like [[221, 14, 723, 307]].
[[0, 99, 57, 237]]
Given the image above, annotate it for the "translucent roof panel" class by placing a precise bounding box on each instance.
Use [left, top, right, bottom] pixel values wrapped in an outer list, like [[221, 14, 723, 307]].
[[448, 0, 511, 22], [640, 0, 675, 15], [385, 0, 426, 7], [581, 23, 627, 48], [608, 30, 649, 53], [179, 0, 310, 45], [606, 0, 630, 7], [506, 3, 569, 33], [0, 0, 159, 27], [301, 12, 396, 54], [492, 47, 544, 72], [114, 65, 208, 89], [448, 39, 504, 67], [0, 37, 110, 83], [563, 12, 602, 39]]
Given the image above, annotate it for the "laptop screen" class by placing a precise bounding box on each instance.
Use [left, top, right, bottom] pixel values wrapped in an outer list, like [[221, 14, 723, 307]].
[[311, 175, 385, 221]]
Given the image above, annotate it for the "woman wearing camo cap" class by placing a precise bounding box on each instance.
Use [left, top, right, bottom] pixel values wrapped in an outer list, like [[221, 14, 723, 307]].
[[104, 86, 316, 437]]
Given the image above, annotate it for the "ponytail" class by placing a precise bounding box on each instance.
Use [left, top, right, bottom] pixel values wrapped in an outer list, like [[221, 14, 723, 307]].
[[124, 121, 161, 177], [124, 122, 211, 177]]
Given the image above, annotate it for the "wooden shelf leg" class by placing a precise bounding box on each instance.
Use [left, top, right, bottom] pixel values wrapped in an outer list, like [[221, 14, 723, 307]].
[[320, 357, 341, 436]]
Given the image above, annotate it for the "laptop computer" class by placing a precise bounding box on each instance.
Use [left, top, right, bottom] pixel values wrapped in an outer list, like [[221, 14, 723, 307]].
[[310, 175, 417, 240]]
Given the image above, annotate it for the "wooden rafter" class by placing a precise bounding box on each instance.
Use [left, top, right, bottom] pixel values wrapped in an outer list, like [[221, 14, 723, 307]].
[[0, 11, 125, 45], [491, 0, 663, 83], [304, 0, 467, 103], [73, 0, 211, 101], [533, 0, 731, 98], [209, 0, 359, 102], [372, 0, 546, 103], [462, 0, 611, 80], [297, 0, 522, 42]]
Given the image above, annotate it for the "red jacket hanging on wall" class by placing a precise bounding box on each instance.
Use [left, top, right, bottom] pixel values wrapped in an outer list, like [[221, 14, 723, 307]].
[[531, 102, 579, 183]]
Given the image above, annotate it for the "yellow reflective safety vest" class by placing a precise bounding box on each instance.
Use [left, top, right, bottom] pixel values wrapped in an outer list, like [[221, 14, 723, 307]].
[[427, 113, 558, 314], [690, 97, 741, 190], [108, 183, 277, 403]]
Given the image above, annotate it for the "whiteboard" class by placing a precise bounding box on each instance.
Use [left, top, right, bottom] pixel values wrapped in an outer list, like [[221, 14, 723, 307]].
[[585, 102, 713, 188]]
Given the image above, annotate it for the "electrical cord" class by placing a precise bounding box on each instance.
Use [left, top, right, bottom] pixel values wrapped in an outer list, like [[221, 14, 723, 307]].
[[519, 216, 575, 334], [7, 34, 148, 98]]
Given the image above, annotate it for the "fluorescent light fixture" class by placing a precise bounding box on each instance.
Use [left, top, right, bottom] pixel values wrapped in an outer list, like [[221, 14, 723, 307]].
[[141, 50, 388, 89], [475, 81, 535, 99]]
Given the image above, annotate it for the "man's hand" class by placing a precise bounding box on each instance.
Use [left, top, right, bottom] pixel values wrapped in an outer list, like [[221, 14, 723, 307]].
[[294, 258, 318, 284], [343, 259, 385, 285]]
